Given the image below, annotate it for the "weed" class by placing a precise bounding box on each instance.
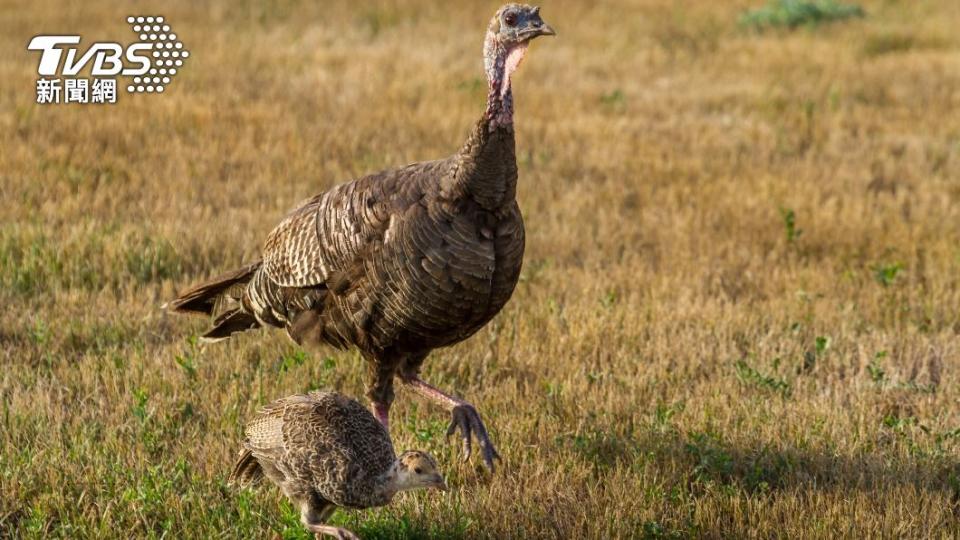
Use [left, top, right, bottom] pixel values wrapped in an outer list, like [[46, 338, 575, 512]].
[[132, 388, 150, 423], [814, 335, 831, 356], [404, 407, 447, 444], [780, 207, 802, 244], [174, 336, 200, 380], [278, 349, 309, 374], [872, 262, 904, 287], [735, 359, 791, 397], [600, 289, 619, 308], [867, 351, 887, 384], [652, 401, 685, 432], [600, 89, 626, 112]]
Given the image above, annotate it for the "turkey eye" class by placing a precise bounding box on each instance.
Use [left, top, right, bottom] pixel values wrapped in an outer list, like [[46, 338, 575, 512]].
[[504, 12, 518, 26], [414, 467, 422, 474]]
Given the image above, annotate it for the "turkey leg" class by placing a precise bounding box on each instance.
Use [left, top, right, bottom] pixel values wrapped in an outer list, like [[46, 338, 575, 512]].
[[301, 504, 359, 540], [402, 376, 501, 471], [371, 401, 391, 429], [305, 524, 360, 540]]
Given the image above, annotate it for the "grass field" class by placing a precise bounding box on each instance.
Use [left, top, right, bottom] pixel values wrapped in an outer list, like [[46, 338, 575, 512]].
[[2, 0, 960, 538]]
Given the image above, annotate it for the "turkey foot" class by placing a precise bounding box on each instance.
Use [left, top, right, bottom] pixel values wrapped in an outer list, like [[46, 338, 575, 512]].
[[402, 376, 500, 471], [306, 524, 360, 540], [447, 403, 501, 470]]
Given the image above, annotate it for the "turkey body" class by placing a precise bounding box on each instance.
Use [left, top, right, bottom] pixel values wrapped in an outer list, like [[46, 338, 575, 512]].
[[257, 158, 524, 362], [231, 391, 397, 510], [173, 122, 524, 407]]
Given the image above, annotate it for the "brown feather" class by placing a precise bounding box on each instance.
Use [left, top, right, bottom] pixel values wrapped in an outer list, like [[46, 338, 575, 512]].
[[229, 448, 264, 487], [167, 262, 261, 316]]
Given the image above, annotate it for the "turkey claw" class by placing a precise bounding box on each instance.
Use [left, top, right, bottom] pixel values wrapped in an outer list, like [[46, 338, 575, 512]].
[[446, 404, 500, 471]]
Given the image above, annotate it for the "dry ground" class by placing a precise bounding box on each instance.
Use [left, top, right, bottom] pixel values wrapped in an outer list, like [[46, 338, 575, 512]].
[[2, 0, 960, 538]]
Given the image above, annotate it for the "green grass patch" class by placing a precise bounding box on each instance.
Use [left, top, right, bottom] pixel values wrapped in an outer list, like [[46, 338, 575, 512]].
[[740, 0, 864, 30], [0, 224, 184, 296]]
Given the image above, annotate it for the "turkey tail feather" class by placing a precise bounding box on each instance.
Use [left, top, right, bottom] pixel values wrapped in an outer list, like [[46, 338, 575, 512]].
[[229, 448, 264, 487], [166, 262, 261, 316], [201, 309, 260, 343]]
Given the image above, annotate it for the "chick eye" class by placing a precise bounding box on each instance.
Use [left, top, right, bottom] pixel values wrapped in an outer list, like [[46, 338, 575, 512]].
[[414, 467, 423, 474], [504, 11, 518, 26]]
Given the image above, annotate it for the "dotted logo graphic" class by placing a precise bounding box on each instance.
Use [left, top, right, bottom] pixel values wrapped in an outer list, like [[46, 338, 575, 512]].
[[125, 16, 189, 94], [28, 15, 190, 104]]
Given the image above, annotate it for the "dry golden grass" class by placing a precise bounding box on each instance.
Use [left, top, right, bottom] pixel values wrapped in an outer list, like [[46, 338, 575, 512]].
[[2, 0, 960, 538]]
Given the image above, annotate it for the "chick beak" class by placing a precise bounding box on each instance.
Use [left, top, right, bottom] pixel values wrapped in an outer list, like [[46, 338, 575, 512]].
[[433, 476, 448, 492]]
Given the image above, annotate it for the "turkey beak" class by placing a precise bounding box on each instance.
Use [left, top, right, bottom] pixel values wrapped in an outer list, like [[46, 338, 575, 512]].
[[521, 20, 555, 39], [536, 22, 556, 37], [519, 8, 556, 40]]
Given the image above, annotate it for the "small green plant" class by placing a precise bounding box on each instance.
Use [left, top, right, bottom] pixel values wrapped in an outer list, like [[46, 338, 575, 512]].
[[779, 207, 802, 244], [872, 262, 904, 287], [867, 350, 887, 384], [600, 289, 619, 308], [303, 356, 337, 392], [278, 349, 309, 373], [174, 335, 199, 380], [600, 89, 625, 106], [23, 504, 48, 534], [132, 388, 150, 422], [741, 0, 864, 30], [405, 413, 447, 444], [545, 381, 564, 398], [175, 353, 197, 379], [29, 318, 51, 345], [799, 335, 830, 373], [814, 335, 831, 356], [735, 359, 791, 397], [652, 401, 685, 431], [882, 413, 915, 431]]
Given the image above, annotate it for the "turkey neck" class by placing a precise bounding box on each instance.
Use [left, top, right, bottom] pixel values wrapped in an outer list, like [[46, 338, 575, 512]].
[[443, 32, 524, 211], [366, 463, 400, 506]]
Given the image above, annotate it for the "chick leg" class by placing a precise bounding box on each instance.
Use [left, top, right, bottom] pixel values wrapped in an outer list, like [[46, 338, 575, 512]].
[[301, 503, 358, 540], [306, 525, 360, 540]]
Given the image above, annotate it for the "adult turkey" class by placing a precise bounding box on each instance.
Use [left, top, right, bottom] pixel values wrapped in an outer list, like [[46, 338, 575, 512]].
[[169, 4, 555, 471]]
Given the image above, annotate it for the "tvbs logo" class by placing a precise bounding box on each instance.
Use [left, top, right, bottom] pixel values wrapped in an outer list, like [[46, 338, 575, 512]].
[[28, 16, 189, 104]]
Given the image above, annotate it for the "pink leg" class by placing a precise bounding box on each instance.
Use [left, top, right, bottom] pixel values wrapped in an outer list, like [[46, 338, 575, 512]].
[[301, 503, 357, 540], [402, 376, 500, 471], [305, 524, 360, 540], [371, 401, 390, 429]]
